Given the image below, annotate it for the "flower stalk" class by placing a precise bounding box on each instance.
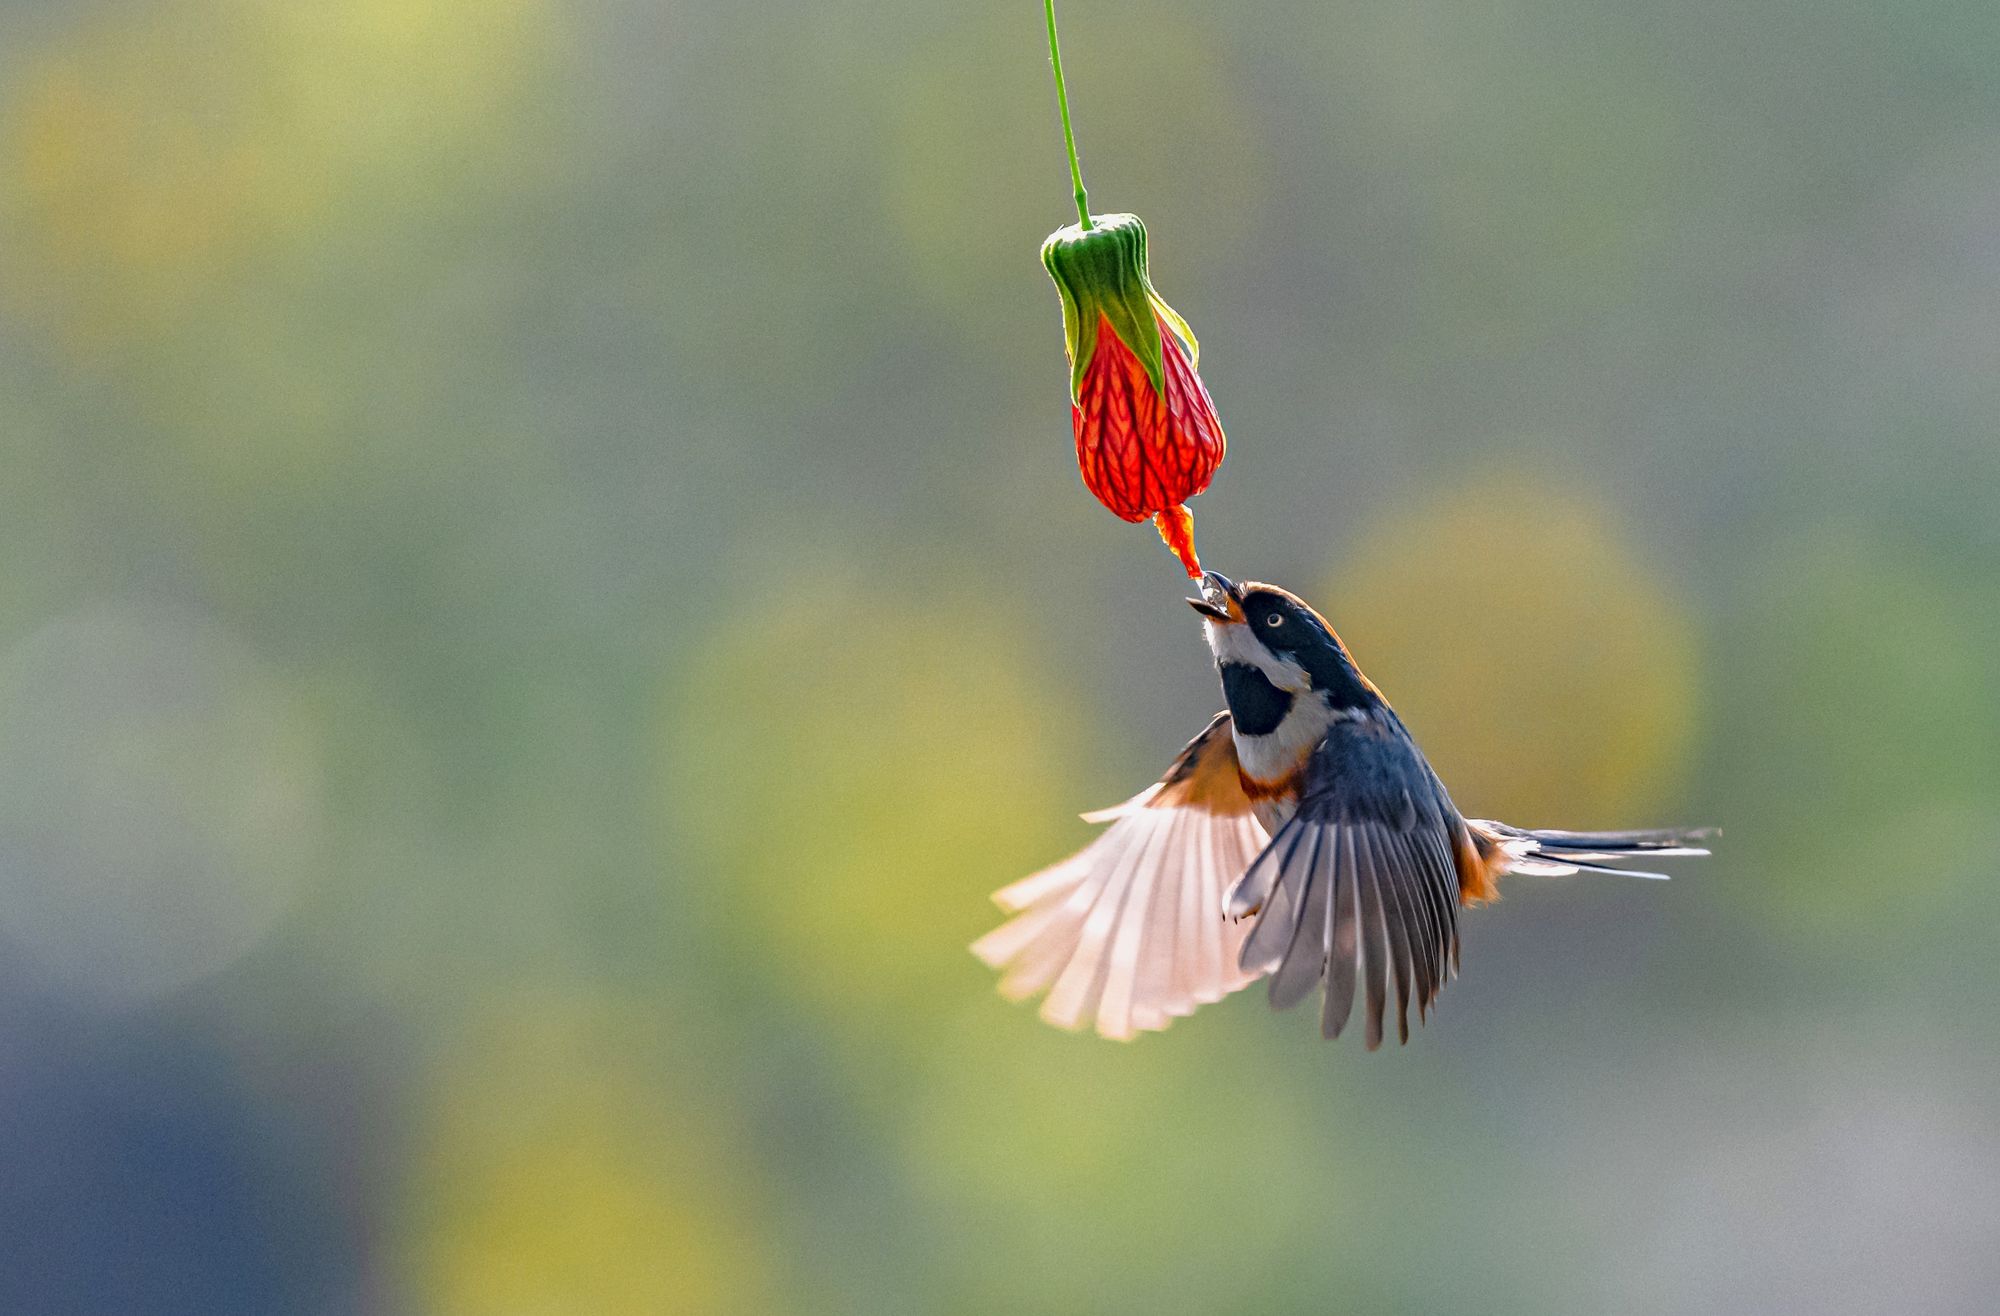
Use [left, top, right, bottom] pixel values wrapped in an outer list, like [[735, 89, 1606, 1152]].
[[1036, 0, 1226, 578], [1043, 0, 1091, 229]]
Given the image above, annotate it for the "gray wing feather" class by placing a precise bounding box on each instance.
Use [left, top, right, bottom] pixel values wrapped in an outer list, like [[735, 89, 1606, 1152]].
[[1353, 830, 1391, 1047], [1421, 836, 1457, 989], [1418, 827, 1464, 976], [1398, 831, 1446, 1017], [1320, 830, 1356, 1040], [1239, 826, 1304, 974], [1266, 829, 1331, 1009], [1322, 829, 1361, 1038], [1362, 827, 1417, 1043], [1228, 716, 1469, 1046]]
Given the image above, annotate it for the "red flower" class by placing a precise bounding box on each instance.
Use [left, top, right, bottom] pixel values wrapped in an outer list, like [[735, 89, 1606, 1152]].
[[1043, 214, 1225, 578], [1072, 309, 1223, 546]]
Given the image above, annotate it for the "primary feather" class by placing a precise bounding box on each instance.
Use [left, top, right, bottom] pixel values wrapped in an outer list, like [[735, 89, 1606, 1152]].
[[970, 714, 1267, 1039]]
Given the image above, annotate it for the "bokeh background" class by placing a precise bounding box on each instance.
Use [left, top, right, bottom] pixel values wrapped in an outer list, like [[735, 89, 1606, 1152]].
[[1, 0, 1997, 1310]]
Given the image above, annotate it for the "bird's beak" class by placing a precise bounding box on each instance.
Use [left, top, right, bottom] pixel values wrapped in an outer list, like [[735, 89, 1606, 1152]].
[[1187, 570, 1241, 622]]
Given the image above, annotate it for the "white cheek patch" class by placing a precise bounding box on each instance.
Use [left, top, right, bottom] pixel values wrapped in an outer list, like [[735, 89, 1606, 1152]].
[[1202, 621, 1313, 694]]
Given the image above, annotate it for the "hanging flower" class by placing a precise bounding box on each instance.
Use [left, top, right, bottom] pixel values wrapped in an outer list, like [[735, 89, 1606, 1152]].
[[1042, 213, 1224, 578]]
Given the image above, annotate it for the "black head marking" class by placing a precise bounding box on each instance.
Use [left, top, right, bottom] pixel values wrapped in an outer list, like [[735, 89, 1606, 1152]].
[[1219, 662, 1292, 736], [1240, 585, 1379, 711]]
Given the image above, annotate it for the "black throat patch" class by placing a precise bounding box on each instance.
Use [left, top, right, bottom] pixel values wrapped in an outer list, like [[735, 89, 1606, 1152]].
[[1219, 662, 1293, 737]]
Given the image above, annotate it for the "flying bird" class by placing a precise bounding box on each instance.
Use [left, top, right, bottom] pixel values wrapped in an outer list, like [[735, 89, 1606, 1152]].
[[972, 571, 1710, 1047]]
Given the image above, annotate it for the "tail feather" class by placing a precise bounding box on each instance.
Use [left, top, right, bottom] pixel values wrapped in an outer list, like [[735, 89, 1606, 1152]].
[[1472, 822, 1713, 881], [1537, 856, 1673, 880], [1526, 827, 1715, 854]]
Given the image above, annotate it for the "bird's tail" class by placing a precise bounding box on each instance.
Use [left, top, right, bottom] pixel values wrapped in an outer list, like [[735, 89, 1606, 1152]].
[[1472, 822, 1714, 882]]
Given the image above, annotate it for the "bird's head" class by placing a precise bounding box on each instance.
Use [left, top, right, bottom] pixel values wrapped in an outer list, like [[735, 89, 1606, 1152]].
[[1188, 571, 1378, 713]]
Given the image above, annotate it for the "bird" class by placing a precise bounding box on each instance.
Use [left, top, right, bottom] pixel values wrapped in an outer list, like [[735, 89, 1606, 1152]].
[[971, 570, 1710, 1047]]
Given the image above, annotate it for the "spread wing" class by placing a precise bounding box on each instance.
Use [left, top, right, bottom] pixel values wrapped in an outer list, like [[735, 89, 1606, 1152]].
[[971, 712, 1267, 1040], [1224, 714, 1472, 1048]]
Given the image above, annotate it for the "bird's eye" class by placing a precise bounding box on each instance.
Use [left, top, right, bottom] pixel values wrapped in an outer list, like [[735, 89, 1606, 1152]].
[[1264, 613, 1284, 628]]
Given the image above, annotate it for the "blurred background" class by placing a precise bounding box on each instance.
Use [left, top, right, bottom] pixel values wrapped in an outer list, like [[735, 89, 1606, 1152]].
[[1, 0, 1997, 1310]]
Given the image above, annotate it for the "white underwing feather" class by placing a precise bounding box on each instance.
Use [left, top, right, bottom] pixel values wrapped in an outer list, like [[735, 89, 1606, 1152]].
[[971, 797, 1268, 1040]]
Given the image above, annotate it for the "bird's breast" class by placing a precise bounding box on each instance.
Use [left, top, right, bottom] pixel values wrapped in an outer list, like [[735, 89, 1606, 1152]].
[[1231, 691, 1342, 794]]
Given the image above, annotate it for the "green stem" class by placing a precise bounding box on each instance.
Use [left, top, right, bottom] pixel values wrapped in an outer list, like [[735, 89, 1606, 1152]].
[[1042, 0, 1091, 229]]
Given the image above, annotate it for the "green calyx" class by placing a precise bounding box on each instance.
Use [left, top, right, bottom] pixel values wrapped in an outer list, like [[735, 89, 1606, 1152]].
[[1041, 212, 1199, 399]]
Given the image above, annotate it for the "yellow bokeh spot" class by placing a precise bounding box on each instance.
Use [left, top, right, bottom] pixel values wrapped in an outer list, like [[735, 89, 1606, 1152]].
[[663, 578, 1084, 1040], [1, 0, 559, 344], [400, 1001, 773, 1316], [1326, 478, 1699, 826]]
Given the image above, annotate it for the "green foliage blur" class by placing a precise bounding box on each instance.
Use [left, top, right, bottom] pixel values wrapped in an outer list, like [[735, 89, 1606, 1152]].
[[2, 0, 1997, 1310]]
